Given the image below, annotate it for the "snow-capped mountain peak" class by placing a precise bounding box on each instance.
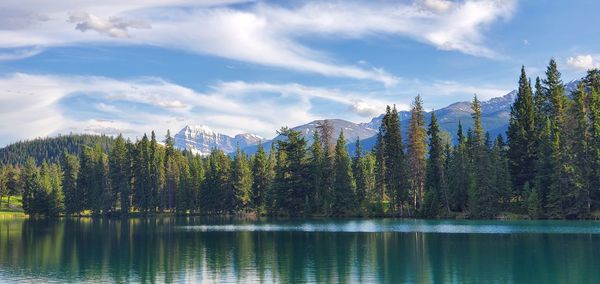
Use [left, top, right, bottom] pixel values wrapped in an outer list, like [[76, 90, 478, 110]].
[[174, 125, 262, 155]]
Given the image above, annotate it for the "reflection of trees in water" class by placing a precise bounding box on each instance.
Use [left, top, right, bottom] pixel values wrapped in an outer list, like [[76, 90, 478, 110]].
[[0, 218, 599, 282]]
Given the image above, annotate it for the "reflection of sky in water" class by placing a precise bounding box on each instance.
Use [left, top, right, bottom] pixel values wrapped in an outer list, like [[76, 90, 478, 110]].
[[177, 219, 600, 234]]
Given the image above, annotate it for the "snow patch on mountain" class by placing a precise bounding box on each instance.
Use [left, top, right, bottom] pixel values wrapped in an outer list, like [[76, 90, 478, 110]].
[[174, 125, 262, 155]]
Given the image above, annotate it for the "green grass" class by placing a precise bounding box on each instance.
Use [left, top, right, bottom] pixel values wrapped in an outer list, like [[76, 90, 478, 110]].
[[0, 209, 26, 218], [0, 195, 22, 208], [0, 195, 24, 219]]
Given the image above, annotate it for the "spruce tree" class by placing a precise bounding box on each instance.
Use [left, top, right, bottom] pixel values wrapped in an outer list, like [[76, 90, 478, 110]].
[[373, 125, 386, 213], [493, 135, 512, 211], [163, 130, 177, 211], [308, 133, 324, 213], [149, 131, 165, 212], [109, 135, 130, 214], [383, 105, 407, 215], [251, 143, 271, 214], [275, 127, 308, 215], [407, 95, 427, 212], [448, 121, 469, 212], [544, 59, 568, 219], [566, 83, 590, 217], [231, 147, 252, 212], [525, 182, 542, 218], [21, 158, 41, 216], [5, 166, 20, 208], [589, 86, 600, 211], [353, 138, 368, 207], [423, 111, 444, 217], [202, 149, 231, 214], [508, 66, 536, 198], [61, 151, 80, 215], [331, 131, 355, 215], [133, 134, 151, 213]]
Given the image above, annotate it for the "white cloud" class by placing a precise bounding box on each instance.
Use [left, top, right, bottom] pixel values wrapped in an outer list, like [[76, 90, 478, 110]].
[[0, 46, 43, 61], [68, 12, 150, 38], [566, 54, 600, 71], [349, 100, 382, 117], [0, 0, 517, 85], [421, 0, 454, 13]]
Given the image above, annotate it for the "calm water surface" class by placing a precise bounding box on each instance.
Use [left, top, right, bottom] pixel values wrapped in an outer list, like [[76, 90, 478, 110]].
[[1, 217, 599, 283]]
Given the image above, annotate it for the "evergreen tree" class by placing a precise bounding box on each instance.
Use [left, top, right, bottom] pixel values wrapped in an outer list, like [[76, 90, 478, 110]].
[[42, 162, 64, 216], [471, 95, 484, 144], [5, 166, 20, 208], [544, 59, 568, 218], [0, 167, 6, 207], [133, 134, 151, 212], [533, 118, 553, 216], [164, 131, 179, 211], [525, 182, 542, 218], [407, 95, 427, 212], [264, 143, 277, 213], [352, 138, 368, 207], [231, 147, 252, 212], [423, 111, 445, 217], [589, 86, 600, 211], [308, 133, 325, 213], [508, 66, 536, 198], [60, 151, 80, 215], [21, 158, 41, 216], [251, 143, 271, 213], [274, 127, 308, 215], [568, 82, 591, 217], [373, 126, 386, 213], [188, 154, 204, 213], [271, 144, 287, 215], [471, 132, 496, 218], [448, 122, 469, 212], [584, 69, 600, 91], [202, 149, 231, 214], [109, 135, 131, 214], [176, 159, 193, 213], [493, 135, 512, 211], [149, 131, 165, 212], [90, 144, 112, 214], [331, 131, 355, 215], [383, 105, 407, 215]]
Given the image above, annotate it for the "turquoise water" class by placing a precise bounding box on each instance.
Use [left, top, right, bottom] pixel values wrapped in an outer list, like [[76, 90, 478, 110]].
[[1, 217, 599, 283]]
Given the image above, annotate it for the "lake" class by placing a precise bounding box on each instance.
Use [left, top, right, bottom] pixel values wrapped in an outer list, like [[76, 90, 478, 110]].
[[1, 217, 599, 283]]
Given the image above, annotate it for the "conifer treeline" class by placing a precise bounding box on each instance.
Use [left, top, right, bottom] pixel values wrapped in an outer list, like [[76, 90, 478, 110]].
[[1, 59, 600, 219]]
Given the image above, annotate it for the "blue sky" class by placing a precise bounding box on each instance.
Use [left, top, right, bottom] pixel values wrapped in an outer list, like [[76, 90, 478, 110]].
[[0, 0, 599, 146]]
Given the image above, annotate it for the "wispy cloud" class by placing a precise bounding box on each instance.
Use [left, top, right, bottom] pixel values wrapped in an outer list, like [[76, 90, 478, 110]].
[[0, 72, 512, 146], [0, 46, 43, 61], [0, 73, 387, 145], [0, 0, 516, 85]]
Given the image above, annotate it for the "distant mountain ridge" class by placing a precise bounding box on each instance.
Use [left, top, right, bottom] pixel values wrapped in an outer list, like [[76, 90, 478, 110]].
[[171, 79, 583, 155], [173, 90, 517, 155]]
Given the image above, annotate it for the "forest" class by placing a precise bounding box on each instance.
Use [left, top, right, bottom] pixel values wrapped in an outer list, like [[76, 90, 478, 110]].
[[1, 59, 600, 219]]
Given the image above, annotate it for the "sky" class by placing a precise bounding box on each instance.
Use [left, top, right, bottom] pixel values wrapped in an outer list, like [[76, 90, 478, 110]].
[[0, 0, 599, 146]]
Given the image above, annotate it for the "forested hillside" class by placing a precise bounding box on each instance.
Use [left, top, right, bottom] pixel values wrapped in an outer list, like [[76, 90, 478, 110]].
[[0, 135, 114, 165], [2, 59, 600, 219]]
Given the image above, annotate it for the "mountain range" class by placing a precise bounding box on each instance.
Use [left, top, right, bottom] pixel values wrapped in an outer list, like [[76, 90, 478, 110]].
[[173, 80, 581, 155]]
